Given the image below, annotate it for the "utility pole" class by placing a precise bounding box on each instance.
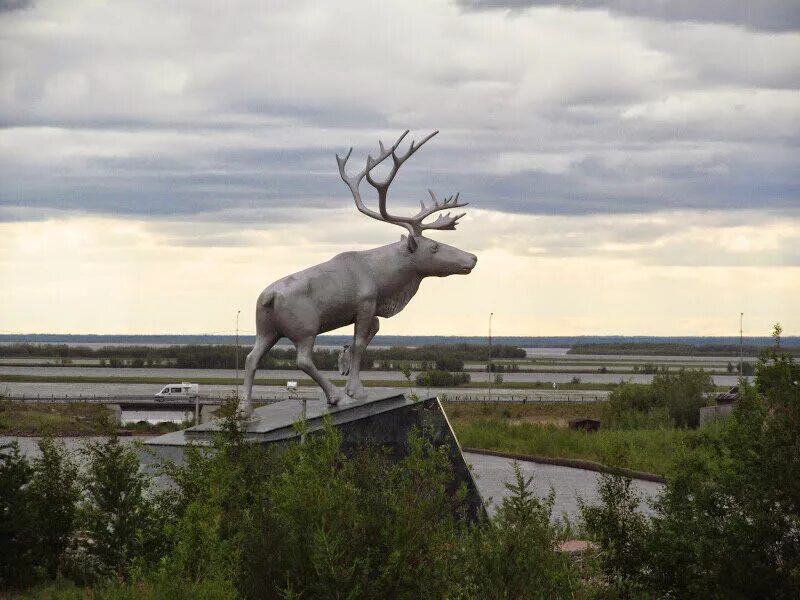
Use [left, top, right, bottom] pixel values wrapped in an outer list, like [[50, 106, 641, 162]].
[[739, 312, 744, 378], [235, 309, 241, 398], [488, 312, 493, 403]]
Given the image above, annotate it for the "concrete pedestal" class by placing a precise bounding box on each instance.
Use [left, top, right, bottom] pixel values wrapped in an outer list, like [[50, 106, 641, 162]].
[[145, 389, 484, 519]]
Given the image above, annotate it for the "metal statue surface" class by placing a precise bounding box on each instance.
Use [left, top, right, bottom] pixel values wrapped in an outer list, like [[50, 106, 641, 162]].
[[241, 131, 477, 413]]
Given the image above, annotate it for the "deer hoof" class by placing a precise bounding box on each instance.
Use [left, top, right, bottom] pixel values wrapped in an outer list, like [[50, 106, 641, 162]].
[[327, 390, 347, 406], [236, 401, 253, 419], [345, 384, 369, 401]]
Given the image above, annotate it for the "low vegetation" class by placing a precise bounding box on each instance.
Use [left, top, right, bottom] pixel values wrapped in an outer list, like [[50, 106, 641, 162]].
[[0, 401, 112, 436], [1, 421, 582, 598], [0, 342, 527, 371], [603, 368, 715, 428], [1, 326, 797, 598], [0, 401, 185, 436], [454, 420, 689, 476], [568, 341, 800, 357], [447, 368, 720, 476], [579, 328, 800, 598]]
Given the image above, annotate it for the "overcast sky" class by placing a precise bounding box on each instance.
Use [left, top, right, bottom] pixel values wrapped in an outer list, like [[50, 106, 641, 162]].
[[1, 0, 798, 336]]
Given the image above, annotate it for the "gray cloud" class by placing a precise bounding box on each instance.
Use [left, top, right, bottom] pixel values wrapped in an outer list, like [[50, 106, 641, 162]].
[[0, 1, 798, 241], [0, 0, 33, 12], [457, 1, 800, 32]]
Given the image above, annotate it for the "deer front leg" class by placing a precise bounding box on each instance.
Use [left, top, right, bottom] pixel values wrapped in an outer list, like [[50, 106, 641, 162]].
[[295, 336, 348, 406], [345, 310, 378, 401]]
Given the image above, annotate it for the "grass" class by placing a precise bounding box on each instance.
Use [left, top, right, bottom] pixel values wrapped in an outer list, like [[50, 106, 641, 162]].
[[0, 400, 113, 435], [0, 400, 189, 436], [442, 401, 697, 477], [443, 401, 605, 425], [452, 419, 690, 477]]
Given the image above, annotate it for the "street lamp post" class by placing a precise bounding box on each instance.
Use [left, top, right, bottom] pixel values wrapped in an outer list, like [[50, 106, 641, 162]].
[[488, 312, 493, 403], [739, 312, 744, 378], [235, 309, 241, 398]]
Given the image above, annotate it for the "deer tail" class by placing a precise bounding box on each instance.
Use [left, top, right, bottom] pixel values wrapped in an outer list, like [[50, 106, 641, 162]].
[[261, 291, 276, 309]]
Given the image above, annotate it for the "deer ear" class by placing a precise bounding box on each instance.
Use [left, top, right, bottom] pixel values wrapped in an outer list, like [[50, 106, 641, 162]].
[[405, 234, 418, 253]]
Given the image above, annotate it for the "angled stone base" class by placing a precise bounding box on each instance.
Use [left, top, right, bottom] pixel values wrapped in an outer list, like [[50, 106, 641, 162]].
[[145, 390, 484, 520]]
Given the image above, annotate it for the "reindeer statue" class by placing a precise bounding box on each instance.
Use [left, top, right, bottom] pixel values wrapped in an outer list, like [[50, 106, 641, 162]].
[[241, 130, 477, 414]]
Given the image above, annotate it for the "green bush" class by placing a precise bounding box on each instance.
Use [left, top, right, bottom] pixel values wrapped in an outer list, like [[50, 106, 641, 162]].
[[581, 472, 649, 597], [30, 437, 80, 580], [435, 356, 464, 372], [0, 441, 36, 588], [582, 326, 800, 598], [651, 368, 715, 427], [75, 437, 165, 583], [604, 369, 714, 429], [416, 369, 471, 387], [4, 413, 585, 597], [157, 417, 581, 599], [457, 464, 576, 599]]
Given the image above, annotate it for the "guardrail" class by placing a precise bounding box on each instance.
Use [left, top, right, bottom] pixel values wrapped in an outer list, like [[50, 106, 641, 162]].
[[439, 392, 607, 403], [5, 391, 609, 404], [4, 394, 289, 404]]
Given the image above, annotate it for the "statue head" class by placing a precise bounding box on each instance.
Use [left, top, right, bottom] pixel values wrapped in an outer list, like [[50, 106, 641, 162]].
[[337, 130, 476, 278]]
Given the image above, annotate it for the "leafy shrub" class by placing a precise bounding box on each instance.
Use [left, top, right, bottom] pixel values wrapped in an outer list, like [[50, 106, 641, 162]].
[[416, 369, 470, 387], [0, 442, 36, 588], [604, 369, 714, 429], [75, 437, 164, 582], [651, 369, 714, 427], [435, 356, 464, 372], [457, 464, 575, 599], [30, 437, 80, 580], [581, 472, 649, 596], [587, 326, 800, 598]]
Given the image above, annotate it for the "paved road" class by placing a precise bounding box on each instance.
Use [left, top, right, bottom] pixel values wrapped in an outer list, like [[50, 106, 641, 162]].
[[463, 451, 662, 520], [0, 365, 745, 386]]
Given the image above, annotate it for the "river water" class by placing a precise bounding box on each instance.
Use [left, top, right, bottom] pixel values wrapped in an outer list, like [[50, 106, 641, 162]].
[[2, 436, 662, 523]]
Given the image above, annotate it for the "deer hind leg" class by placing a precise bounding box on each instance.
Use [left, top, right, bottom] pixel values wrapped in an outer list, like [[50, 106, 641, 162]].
[[345, 313, 379, 401], [295, 336, 348, 406], [242, 331, 279, 415]]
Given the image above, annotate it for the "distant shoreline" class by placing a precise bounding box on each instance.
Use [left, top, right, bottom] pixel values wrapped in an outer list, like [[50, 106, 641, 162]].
[[2, 333, 797, 347]]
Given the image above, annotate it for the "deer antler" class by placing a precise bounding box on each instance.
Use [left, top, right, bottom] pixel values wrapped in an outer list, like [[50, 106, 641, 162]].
[[336, 130, 468, 236]]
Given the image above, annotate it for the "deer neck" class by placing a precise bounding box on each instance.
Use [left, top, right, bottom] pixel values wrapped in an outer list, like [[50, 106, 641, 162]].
[[362, 242, 422, 318]]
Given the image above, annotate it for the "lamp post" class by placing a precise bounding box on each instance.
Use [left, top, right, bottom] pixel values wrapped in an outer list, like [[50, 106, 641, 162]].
[[488, 312, 493, 403], [739, 312, 744, 379], [235, 309, 241, 398]]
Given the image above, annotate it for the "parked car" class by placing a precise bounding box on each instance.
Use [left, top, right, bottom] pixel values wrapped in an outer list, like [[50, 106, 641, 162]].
[[155, 382, 199, 401], [716, 386, 739, 404]]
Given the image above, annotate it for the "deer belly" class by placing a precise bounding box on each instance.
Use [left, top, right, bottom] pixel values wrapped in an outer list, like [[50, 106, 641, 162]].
[[308, 270, 361, 331]]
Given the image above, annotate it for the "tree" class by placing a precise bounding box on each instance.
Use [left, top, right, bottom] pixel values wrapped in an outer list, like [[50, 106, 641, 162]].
[[651, 368, 715, 428], [459, 463, 574, 599], [80, 437, 154, 581], [581, 472, 649, 596], [435, 356, 464, 372], [639, 325, 800, 598], [29, 437, 80, 579], [0, 442, 35, 588]]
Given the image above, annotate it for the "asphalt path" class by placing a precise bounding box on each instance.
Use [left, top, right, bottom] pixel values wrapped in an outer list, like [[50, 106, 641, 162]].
[[2, 381, 610, 403], [463, 451, 662, 519], [0, 365, 744, 386]]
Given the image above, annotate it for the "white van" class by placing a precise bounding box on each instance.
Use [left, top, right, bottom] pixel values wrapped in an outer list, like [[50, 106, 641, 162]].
[[155, 382, 199, 401]]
